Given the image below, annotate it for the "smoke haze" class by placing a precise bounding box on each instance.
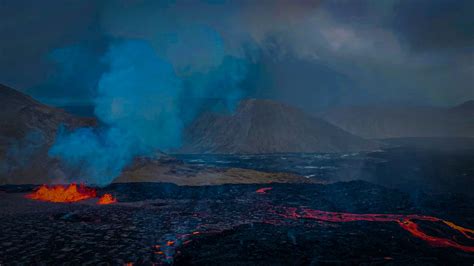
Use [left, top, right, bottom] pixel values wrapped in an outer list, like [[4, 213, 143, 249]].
[[0, 0, 472, 184]]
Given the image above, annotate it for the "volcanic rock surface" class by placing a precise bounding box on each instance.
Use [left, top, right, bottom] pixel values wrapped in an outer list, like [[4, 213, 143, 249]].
[[321, 101, 474, 139], [0, 84, 96, 184], [180, 99, 379, 154], [1, 181, 473, 265]]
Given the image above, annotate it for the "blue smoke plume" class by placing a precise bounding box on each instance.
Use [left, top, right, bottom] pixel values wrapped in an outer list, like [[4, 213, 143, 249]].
[[95, 40, 184, 150], [49, 37, 249, 185]]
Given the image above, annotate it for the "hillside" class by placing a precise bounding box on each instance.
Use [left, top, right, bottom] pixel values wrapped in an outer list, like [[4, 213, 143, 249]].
[[0, 84, 96, 184], [179, 99, 379, 154]]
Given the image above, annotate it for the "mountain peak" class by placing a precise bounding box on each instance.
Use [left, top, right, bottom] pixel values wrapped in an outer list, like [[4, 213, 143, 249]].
[[180, 99, 378, 154]]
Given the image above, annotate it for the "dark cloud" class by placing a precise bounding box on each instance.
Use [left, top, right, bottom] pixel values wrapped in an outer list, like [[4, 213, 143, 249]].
[[26, 41, 109, 105], [0, 0, 104, 89], [392, 0, 474, 52], [0, 0, 472, 110]]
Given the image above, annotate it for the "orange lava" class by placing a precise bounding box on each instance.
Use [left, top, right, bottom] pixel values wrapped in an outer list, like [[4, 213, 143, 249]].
[[259, 186, 474, 252], [256, 187, 272, 194], [97, 193, 117, 205], [25, 184, 96, 203], [277, 207, 474, 253]]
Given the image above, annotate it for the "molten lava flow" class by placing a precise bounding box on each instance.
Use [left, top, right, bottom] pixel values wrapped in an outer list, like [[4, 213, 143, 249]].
[[97, 193, 117, 205], [256, 186, 474, 252], [276, 207, 474, 253], [25, 184, 96, 203], [256, 187, 272, 194], [442, 220, 474, 240]]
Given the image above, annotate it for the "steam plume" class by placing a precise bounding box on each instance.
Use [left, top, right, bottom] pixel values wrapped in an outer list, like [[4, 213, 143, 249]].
[[50, 39, 248, 185]]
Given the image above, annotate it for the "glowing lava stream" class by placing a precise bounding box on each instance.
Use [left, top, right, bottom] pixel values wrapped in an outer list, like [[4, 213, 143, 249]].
[[257, 187, 474, 253], [256, 187, 272, 194]]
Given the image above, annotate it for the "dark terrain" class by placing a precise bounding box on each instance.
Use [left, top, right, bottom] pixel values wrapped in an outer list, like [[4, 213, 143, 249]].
[[1, 181, 474, 265], [1, 85, 474, 265], [176, 146, 474, 195]]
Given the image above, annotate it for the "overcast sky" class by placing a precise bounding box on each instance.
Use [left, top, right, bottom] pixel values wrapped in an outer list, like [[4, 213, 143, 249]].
[[0, 0, 472, 111]]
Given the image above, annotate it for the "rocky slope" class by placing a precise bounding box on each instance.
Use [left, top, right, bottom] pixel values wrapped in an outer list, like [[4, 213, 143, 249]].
[[179, 99, 379, 154], [0, 84, 96, 184], [321, 101, 474, 139]]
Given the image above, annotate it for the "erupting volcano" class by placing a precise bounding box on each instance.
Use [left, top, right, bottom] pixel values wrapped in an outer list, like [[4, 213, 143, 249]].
[[25, 184, 97, 203]]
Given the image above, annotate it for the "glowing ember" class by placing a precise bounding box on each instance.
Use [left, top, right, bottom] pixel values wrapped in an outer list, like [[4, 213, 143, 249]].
[[25, 184, 96, 203], [256, 187, 272, 194], [276, 207, 474, 253], [97, 193, 117, 205]]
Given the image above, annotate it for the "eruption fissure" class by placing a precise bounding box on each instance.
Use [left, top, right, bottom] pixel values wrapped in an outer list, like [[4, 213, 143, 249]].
[[26, 184, 117, 205], [25, 184, 96, 203]]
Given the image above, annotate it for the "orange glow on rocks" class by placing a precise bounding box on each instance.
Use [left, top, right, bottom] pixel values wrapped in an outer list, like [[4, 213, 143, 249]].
[[25, 184, 97, 203], [97, 193, 117, 205]]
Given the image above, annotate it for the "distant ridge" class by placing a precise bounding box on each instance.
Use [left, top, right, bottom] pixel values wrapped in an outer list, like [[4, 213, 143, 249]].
[[321, 100, 474, 139], [450, 100, 474, 115]]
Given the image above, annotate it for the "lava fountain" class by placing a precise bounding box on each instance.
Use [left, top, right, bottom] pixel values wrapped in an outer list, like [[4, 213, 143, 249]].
[[25, 184, 97, 203], [26, 184, 118, 205], [98, 193, 117, 205]]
